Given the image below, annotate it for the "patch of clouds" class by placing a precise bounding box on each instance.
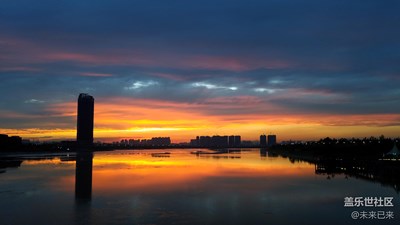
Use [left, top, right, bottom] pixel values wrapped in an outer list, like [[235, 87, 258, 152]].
[[24, 99, 45, 104], [192, 82, 238, 91], [254, 88, 278, 94], [125, 80, 159, 90], [269, 79, 284, 85]]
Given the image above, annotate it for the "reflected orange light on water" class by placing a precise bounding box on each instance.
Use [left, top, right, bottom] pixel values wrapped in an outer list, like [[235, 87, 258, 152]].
[[22, 158, 76, 166], [86, 150, 315, 194]]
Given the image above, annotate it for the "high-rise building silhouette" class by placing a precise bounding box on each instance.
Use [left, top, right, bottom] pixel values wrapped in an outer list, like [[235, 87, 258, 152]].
[[234, 135, 241, 146], [229, 135, 241, 146], [229, 135, 235, 147], [268, 135, 277, 147], [260, 135, 267, 147], [77, 93, 94, 148]]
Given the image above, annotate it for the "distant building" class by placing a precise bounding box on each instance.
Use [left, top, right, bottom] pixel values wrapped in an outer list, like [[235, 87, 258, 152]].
[[119, 137, 171, 147], [260, 135, 267, 147], [190, 137, 199, 146], [228, 135, 241, 146], [214, 135, 228, 147], [77, 93, 94, 148], [199, 136, 212, 146], [120, 139, 129, 146], [194, 135, 230, 147], [268, 135, 277, 146], [0, 134, 22, 149], [0, 134, 9, 143], [190, 135, 240, 147], [128, 139, 135, 146], [229, 135, 235, 147], [234, 135, 241, 146], [150, 137, 171, 146]]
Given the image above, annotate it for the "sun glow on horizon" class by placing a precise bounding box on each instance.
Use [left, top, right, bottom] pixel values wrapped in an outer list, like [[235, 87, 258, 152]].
[[1, 97, 399, 142]]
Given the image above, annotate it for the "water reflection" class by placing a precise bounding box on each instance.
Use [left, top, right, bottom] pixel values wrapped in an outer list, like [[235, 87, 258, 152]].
[[1, 149, 399, 225], [260, 148, 267, 158], [75, 151, 93, 200], [191, 149, 243, 160], [199, 155, 241, 159], [259, 148, 279, 158], [0, 157, 23, 173], [315, 159, 400, 193]]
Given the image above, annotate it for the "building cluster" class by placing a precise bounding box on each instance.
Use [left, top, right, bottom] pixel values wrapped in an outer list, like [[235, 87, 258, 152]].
[[117, 137, 171, 147], [259, 134, 277, 147], [0, 134, 23, 149], [190, 135, 241, 147]]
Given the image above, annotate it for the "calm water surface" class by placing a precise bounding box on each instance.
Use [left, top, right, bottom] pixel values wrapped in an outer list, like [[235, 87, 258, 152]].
[[1, 149, 399, 225]]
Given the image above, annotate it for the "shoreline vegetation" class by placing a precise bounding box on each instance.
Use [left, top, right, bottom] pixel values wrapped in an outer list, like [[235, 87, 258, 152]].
[[270, 137, 398, 162], [266, 137, 400, 193]]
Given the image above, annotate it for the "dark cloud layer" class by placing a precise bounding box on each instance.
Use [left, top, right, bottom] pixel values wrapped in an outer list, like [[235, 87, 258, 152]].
[[0, 0, 399, 130]]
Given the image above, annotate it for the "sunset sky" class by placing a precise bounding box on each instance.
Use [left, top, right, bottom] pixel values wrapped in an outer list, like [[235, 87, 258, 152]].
[[1, 0, 399, 142]]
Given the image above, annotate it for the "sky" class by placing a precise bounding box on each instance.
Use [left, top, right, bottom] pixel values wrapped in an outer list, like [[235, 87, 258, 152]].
[[0, 0, 399, 142]]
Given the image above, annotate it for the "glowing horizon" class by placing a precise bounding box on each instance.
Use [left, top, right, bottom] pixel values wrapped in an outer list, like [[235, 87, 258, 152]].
[[1, 97, 399, 143]]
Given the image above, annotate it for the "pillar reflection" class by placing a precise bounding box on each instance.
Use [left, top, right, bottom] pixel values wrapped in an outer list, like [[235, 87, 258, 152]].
[[260, 148, 267, 158], [75, 151, 93, 201]]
